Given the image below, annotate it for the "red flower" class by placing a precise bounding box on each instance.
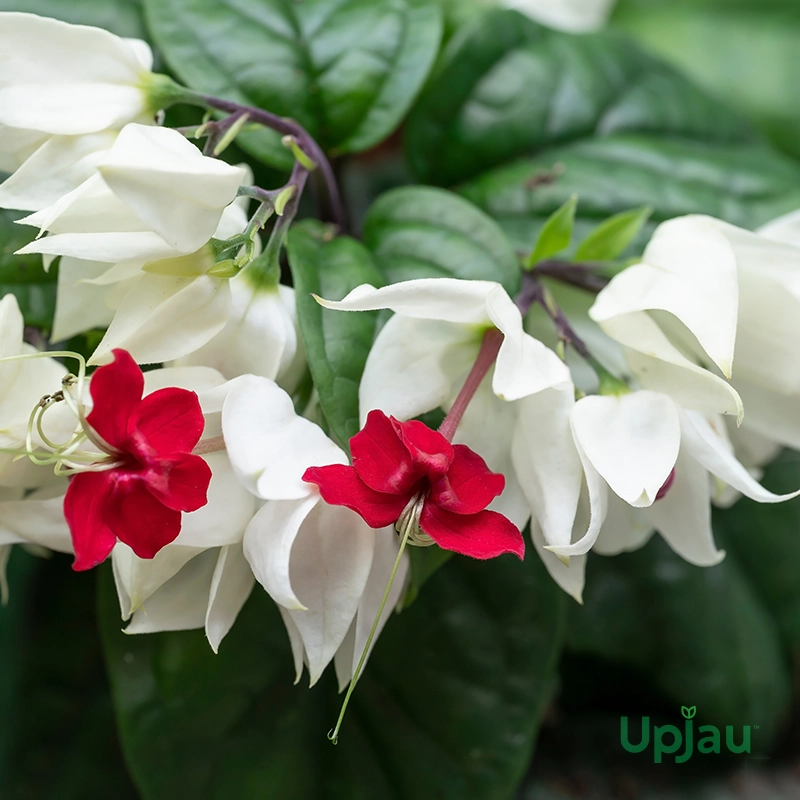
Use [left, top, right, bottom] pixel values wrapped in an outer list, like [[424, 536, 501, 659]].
[[303, 410, 525, 560], [65, 349, 212, 571]]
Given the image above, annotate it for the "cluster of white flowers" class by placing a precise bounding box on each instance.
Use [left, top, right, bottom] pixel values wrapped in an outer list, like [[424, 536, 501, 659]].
[[2, 12, 800, 698]]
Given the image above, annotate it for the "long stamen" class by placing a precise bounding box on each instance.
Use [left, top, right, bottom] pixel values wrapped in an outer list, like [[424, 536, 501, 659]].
[[327, 498, 419, 745]]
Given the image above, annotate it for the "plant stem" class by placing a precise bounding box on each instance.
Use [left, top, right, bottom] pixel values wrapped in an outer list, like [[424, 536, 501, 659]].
[[184, 91, 346, 231], [438, 328, 504, 442], [530, 259, 609, 294]]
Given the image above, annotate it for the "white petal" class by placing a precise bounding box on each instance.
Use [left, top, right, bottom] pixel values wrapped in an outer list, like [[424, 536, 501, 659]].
[[334, 529, 408, 691], [643, 446, 725, 567], [278, 606, 306, 684], [0, 489, 71, 552], [243, 496, 320, 610], [174, 453, 256, 548], [98, 125, 247, 252], [733, 380, 800, 450], [51, 257, 116, 341], [593, 493, 654, 556], [111, 542, 203, 618], [142, 365, 226, 397], [680, 410, 800, 503], [591, 215, 738, 377], [530, 519, 586, 603], [487, 286, 572, 401], [600, 312, 743, 419], [223, 375, 346, 499], [0, 14, 149, 134], [18, 230, 179, 265], [571, 391, 680, 507], [545, 420, 609, 557], [88, 274, 231, 366], [0, 125, 48, 172], [205, 543, 255, 653], [0, 131, 116, 212], [125, 549, 218, 636], [175, 280, 298, 382], [511, 387, 583, 548], [317, 277, 499, 324], [759, 209, 800, 246], [284, 503, 376, 686], [733, 267, 800, 394], [358, 314, 478, 426]]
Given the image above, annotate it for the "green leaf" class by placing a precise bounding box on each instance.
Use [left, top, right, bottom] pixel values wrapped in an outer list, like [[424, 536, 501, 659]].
[[144, 0, 443, 169], [0, 211, 57, 329], [613, 0, 800, 159], [568, 538, 791, 746], [525, 194, 577, 268], [0, 0, 146, 38], [404, 546, 454, 607], [1, 552, 136, 798], [406, 8, 755, 186], [459, 135, 800, 253], [100, 549, 568, 799], [363, 186, 521, 294], [287, 220, 385, 452], [573, 205, 652, 262], [715, 450, 800, 653]]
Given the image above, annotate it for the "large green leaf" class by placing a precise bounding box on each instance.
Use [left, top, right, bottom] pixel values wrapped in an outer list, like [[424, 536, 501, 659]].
[[363, 186, 521, 293], [405, 8, 755, 187], [0, 211, 57, 329], [287, 220, 385, 452], [459, 135, 800, 252], [715, 450, 800, 655], [0, 0, 145, 38], [100, 549, 568, 799], [613, 0, 800, 159], [0, 552, 136, 799], [568, 538, 791, 746], [144, 0, 442, 169]]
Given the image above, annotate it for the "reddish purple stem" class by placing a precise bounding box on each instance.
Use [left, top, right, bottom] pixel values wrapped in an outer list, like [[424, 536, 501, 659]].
[[438, 328, 504, 442]]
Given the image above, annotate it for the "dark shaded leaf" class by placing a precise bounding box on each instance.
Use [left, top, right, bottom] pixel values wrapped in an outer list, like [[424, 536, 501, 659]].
[[406, 9, 754, 186]]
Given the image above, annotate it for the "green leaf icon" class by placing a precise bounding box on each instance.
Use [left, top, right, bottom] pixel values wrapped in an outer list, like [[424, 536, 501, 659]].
[[681, 706, 697, 719]]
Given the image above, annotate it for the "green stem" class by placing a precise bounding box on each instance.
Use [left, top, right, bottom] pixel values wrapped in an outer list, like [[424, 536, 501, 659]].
[[328, 516, 413, 745]]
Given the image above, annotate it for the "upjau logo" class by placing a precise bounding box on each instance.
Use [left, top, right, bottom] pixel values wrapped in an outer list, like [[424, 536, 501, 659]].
[[620, 706, 754, 763]]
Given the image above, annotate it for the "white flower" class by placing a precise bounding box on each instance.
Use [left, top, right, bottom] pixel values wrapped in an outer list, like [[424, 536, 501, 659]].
[[222, 375, 408, 685], [0, 130, 118, 212], [594, 213, 800, 453], [17, 124, 247, 260], [0, 294, 68, 485], [48, 197, 247, 365], [0, 12, 158, 136], [106, 366, 257, 651], [317, 277, 573, 584], [174, 275, 304, 391], [500, 0, 617, 32]]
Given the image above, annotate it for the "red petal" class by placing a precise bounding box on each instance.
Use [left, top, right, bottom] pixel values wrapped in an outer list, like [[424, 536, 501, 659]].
[[64, 471, 117, 571], [145, 454, 212, 512], [105, 480, 183, 559], [391, 417, 453, 479], [303, 464, 409, 528], [86, 349, 144, 450], [429, 445, 505, 514], [128, 387, 205, 458], [419, 503, 525, 560], [351, 410, 420, 495]]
